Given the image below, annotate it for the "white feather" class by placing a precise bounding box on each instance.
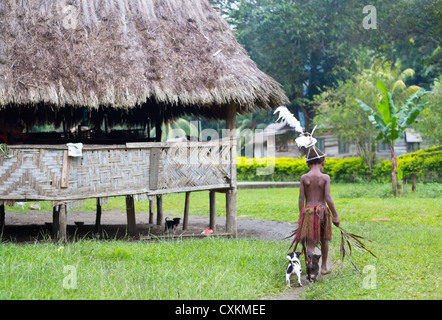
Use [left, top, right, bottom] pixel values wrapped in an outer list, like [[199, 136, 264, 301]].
[[295, 135, 317, 148], [273, 106, 303, 133], [274, 106, 319, 149]]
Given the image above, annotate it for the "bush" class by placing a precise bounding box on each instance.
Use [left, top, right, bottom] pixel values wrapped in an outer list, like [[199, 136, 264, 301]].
[[236, 157, 308, 181], [237, 146, 442, 183], [327, 157, 370, 182], [379, 146, 442, 182]]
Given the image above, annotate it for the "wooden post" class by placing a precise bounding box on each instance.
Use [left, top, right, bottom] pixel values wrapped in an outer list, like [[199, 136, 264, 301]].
[[412, 174, 416, 192], [125, 195, 137, 237], [225, 102, 237, 237], [61, 150, 70, 189], [0, 204, 5, 232], [156, 195, 163, 225], [149, 198, 155, 224], [226, 189, 237, 237], [149, 148, 160, 190], [59, 204, 67, 241], [209, 191, 216, 233], [52, 205, 60, 239], [183, 191, 190, 230], [95, 198, 102, 232]]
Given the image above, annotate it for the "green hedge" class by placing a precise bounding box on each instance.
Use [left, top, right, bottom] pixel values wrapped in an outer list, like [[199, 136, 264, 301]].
[[237, 146, 442, 183]]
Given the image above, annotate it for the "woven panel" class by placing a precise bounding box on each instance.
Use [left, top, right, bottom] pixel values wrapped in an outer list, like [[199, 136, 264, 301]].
[[0, 143, 233, 201], [68, 149, 150, 195], [0, 148, 150, 200], [158, 143, 231, 189], [0, 149, 64, 199]]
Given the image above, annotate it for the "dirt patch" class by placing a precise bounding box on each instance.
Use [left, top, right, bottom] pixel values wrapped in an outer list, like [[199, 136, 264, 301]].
[[1, 209, 299, 242]]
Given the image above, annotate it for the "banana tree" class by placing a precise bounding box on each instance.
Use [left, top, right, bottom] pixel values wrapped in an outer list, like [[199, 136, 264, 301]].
[[356, 80, 427, 196]]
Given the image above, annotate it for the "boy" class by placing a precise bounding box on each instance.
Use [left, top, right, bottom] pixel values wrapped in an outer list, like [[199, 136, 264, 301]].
[[295, 145, 340, 275]]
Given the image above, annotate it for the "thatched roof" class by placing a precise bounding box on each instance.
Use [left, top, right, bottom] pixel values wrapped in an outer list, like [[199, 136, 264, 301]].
[[0, 0, 288, 126]]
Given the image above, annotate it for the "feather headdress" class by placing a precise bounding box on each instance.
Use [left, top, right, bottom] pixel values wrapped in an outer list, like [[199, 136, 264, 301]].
[[273, 106, 326, 161], [273, 106, 304, 133]]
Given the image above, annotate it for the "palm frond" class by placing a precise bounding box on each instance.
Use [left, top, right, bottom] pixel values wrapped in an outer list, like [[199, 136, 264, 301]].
[[337, 225, 377, 273], [392, 80, 406, 93], [400, 68, 415, 80], [406, 85, 421, 95]]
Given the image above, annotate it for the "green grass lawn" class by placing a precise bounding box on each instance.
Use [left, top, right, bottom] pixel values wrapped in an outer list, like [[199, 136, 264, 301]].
[[1, 183, 441, 299], [0, 238, 287, 299]]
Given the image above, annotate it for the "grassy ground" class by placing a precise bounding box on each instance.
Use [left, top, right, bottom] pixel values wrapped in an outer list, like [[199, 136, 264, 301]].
[[1, 183, 441, 299], [0, 238, 287, 299]]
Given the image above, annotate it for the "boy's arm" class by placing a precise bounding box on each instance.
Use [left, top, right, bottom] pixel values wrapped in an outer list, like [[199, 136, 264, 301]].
[[324, 175, 340, 227], [298, 176, 306, 224], [298, 175, 305, 213]]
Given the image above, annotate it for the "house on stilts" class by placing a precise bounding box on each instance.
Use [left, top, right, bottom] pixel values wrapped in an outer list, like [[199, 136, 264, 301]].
[[0, 0, 289, 239]]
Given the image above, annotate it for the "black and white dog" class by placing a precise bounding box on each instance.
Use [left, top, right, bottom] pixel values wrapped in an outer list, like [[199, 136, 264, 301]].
[[286, 252, 303, 287], [165, 217, 180, 232]]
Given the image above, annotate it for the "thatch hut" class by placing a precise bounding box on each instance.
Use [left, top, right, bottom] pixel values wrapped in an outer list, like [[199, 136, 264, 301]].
[[0, 0, 289, 239]]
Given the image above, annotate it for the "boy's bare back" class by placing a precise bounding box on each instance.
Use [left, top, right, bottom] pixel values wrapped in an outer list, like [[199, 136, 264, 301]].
[[298, 163, 339, 226], [300, 171, 329, 207]]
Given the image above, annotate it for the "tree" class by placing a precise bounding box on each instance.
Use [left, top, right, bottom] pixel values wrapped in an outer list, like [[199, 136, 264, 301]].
[[314, 53, 421, 170], [229, 0, 364, 130], [210, 0, 440, 134], [413, 76, 442, 146], [365, 0, 442, 88], [226, 0, 441, 128], [356, 81, 427, 196], [208, 0, 239, 17]]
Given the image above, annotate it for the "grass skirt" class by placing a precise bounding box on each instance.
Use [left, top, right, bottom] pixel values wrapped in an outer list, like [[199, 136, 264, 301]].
[[294, 205, 332, 245]]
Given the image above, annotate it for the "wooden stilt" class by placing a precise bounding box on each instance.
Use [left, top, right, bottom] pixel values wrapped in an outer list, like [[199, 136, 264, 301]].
[[95, 198, 102, 232], [52, 205, 60, 239], [225, 102, 237, 237], [226, 189, 237, 237], [0, 204, 5, 232], [149, 198, 155, 224], [209, 191, 216, 232], [59, 204, 67, 241], [125, 195, 137, 237], [156, 195, 163, 225], [183, 191, 190, 230]]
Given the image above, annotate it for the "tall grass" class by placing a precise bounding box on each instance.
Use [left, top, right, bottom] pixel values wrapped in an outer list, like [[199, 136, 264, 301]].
[[0, 238, 288, 300]]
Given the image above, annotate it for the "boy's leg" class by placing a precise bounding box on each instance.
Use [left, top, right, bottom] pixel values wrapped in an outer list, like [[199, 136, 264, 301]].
[[320, 239, 331, 274], [305, 240, 315, 270], [307, 240, 316, 256]]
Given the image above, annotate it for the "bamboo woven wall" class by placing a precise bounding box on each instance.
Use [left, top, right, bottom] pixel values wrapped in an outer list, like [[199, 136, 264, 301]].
[[0, 141, 233, 203]]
